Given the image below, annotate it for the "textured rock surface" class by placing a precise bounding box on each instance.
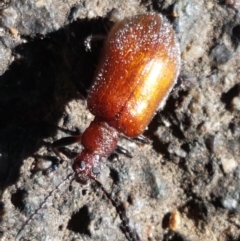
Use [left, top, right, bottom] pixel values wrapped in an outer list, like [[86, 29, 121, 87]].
[[1, 0, 240, 241]]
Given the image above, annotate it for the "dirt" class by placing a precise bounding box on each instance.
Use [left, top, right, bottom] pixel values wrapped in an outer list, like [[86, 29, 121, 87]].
[[0, 0, 240, 241]]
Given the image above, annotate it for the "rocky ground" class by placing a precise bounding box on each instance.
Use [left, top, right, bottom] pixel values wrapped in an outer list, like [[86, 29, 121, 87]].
[[0, 0, 240, 241]]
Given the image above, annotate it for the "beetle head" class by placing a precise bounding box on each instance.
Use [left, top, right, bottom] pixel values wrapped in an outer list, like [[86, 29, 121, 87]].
[[73, 149, 101, 184]]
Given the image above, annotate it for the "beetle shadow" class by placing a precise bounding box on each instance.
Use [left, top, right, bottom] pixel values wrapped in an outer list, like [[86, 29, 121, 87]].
[[144, 90, 185, 158], [0, 18, 108, 193]]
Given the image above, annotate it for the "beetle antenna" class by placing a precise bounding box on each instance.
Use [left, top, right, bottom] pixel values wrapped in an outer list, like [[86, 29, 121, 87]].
[[92, 177, 141, 241], [16, 172, 74, 240]]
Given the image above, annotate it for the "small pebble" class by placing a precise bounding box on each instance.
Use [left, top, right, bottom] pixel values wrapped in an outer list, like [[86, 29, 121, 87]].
[[169, 210, 181, 231], [9, 27, 19, 38], [231, 96, 240, 111], [221, 155, 238, 174], [37, 159, 52, 170]]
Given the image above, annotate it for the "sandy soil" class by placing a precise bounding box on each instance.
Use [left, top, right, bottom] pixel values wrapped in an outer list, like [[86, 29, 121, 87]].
[[0, 0, 240, 241]]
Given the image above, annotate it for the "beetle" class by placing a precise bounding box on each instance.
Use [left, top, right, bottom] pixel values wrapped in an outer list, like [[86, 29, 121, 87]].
[[19, 12, 180, 241], [52, 12, 180, 240], [60, 12, 181, 183]]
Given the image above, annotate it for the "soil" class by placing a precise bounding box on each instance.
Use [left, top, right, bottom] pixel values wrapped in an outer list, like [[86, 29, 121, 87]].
[[0, 0, 240, 241]]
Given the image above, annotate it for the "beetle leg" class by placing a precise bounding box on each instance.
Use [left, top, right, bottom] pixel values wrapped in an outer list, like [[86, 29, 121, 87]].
[[122, 134, 151, 145], [35, 135, 82, 174], [84, 34, 105, 52], [132, 134, 151, 144], [51, 135, 82, 162], [115, 145, 133, 158]]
